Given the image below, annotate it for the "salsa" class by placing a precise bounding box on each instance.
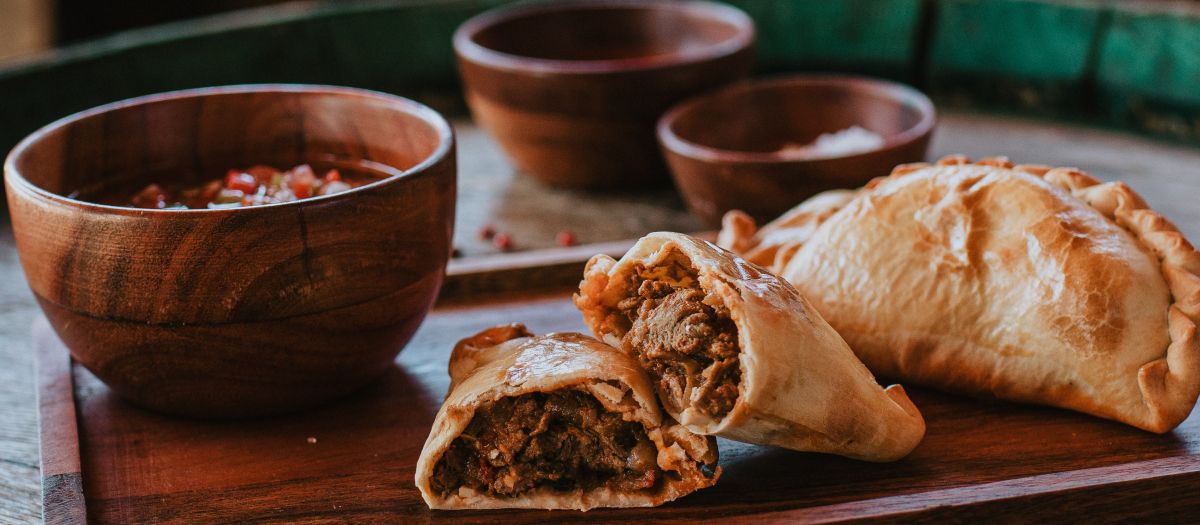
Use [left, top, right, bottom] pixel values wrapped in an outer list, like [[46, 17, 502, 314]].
[[127, 164, 364, 209]]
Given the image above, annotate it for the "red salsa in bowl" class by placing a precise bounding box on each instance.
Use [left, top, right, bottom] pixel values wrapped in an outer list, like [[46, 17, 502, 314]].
[[5, 84, 455, 418], [126, 164, 366, 209]]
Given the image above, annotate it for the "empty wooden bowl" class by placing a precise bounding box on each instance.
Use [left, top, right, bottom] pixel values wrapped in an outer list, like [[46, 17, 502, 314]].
[[5, 85, 456, 418], [454, 0, 755, 189], [658, 75, 936, 226]]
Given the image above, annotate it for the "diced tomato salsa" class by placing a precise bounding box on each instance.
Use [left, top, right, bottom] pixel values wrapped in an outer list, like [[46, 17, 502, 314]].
[[128, 164, 361, 209]]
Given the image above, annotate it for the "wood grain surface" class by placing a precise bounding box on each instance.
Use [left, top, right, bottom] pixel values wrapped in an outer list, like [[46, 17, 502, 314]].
[[6, 112, 1200, 523], [0, 225, 41, 525], [5, 85, 456, 418]]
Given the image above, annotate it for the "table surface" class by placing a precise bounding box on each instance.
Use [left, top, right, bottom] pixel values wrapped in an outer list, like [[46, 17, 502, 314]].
[[4, 111, 1200, 523]]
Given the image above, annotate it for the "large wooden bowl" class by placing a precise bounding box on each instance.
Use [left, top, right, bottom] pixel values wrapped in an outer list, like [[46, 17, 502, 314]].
[[4, 85, 456, 418], [454, 0, 755, 189], [659, 75, 935, 226]]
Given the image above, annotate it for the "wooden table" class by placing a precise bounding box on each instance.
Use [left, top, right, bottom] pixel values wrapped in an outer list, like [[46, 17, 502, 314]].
[[3, 111, 1200, 523]]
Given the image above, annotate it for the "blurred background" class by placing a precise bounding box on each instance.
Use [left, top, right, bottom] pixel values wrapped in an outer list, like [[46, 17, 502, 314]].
[[6, 0, 1200, 148], [0, 0, 51, 63], [0, 0, 296, 61], [3, 0, 1200, 252]]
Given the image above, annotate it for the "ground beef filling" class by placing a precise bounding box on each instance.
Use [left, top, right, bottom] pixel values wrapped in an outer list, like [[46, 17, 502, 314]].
[[430, 390, 661, 498], [619, 278, 742, 419]]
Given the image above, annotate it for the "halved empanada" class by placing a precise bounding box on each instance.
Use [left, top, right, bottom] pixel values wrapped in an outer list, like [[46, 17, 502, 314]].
[[720, 155, 1200, 433], [575, 232, 926, 462], [415, 325, 719, 511]]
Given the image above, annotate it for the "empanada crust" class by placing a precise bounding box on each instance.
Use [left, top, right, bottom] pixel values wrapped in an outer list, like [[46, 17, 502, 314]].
[[576, 232, 926, 461], [415, 327, 719, 510], [721, 156, 1200, 433]]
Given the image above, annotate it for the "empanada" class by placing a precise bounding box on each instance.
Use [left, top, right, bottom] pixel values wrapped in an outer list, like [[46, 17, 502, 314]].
[[415, 325, 719, 510], [575, 232, 926, 461], [720, 155, 1200, 433]]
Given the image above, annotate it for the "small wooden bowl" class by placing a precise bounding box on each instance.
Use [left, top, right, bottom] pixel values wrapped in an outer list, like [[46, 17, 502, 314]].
[[5, 85, 456, 418], [454, 0, 755, 189], [658, 75, 936, 226]]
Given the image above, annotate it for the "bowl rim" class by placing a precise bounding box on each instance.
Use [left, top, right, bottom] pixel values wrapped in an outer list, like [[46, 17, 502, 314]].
[[656, 73, 937, 164], [4, 84, 455, 216], [452, 0, 756, 75]]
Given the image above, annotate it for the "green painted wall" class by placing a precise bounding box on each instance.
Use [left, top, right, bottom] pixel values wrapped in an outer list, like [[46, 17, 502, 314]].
[[1096, 8, 1200, 141], [729, 0, 922, 76], [6, 0, 1200, 154], [931, 0, 1105, 80]]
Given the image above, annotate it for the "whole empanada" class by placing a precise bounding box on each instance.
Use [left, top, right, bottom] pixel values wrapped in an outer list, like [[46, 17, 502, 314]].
[[720, 155, 1200, 433], [415, 325, 719, 511], [575, 232, 926, 462]]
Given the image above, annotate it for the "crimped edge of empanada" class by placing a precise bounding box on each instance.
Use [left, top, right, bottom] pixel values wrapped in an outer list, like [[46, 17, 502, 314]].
[[975, 156, 1200, 433], [720, 154, 1200, 433], [718, 190, 856, 272]]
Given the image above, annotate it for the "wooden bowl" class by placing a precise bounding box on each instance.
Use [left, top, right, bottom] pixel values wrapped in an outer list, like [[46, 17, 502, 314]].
[[4, 85, 456, 418], [454, 0, 755, 189], [658, 75, 936, 226]]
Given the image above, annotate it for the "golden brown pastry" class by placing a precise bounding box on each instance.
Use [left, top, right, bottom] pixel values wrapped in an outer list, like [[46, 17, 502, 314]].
[[720, 155, 1200, 433], [718, 188, 856, 270], [415, 326, 719, 511], [575, 232, 926, 461]]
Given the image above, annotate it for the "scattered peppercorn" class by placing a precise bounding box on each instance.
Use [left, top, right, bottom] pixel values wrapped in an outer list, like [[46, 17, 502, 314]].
[[478, 223, 496, 240], [556, 230, 576, 247]]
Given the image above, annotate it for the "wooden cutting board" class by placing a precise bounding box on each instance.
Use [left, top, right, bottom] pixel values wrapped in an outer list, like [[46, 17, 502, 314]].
[[35, 242, 1200, 524]]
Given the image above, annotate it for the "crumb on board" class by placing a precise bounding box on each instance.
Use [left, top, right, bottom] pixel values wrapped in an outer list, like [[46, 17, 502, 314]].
[[478, 223, 496, 240], [556, 230, 576, 247], [494, 232, 513, 251]]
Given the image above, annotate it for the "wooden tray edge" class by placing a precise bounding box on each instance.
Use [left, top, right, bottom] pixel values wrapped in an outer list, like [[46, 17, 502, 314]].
[[749, 455, 1200, 523], [34, 314, 87, 525], [438, 238, 636, 304], [438, 232, 716, 304]]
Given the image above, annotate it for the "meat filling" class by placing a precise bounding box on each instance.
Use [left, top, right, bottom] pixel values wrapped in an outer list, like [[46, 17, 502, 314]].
[[618, 277, 742, 419], [430, 390, 662, 498]]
